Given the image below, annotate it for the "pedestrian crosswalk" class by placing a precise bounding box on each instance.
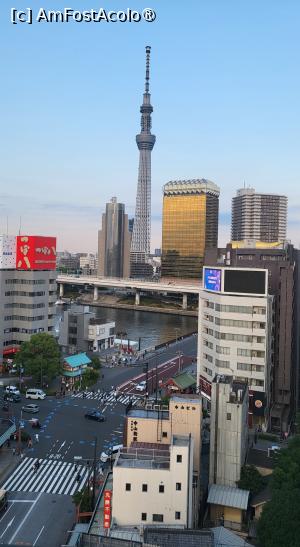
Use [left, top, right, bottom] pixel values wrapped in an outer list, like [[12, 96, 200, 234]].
[[2, 457, 90, 496], [71, 390, 139, 406]]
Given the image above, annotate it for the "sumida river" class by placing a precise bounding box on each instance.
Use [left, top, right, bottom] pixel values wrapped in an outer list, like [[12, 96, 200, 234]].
[[56, 304, 197, 350]]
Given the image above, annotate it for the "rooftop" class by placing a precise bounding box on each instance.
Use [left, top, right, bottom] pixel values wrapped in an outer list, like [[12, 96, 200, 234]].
[[126, 408, 169, 420], [170, 393, 201, 404], [115, 444, 170, 470], [170, 372, 196, 390], [163, 179, 220, 197], [64, 352, 91, 368], [208, 484, 249, 511], [247, 448, 275, 470]]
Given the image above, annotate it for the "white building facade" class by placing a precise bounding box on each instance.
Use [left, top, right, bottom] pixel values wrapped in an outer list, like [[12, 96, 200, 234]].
[[112, 436, 194, 528], [197, 267, 273, 428]]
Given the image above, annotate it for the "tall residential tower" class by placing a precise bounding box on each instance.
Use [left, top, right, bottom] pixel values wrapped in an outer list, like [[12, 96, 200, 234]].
[[98, 197, 130, 278], [130, 46, 156, 278], [231, 188, 287, 243]]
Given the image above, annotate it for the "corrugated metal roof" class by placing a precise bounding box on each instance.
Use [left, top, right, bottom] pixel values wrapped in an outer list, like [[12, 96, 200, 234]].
[[64, 352, 91, 367], [208, 484, 249, 510], [212, 526, 251, 546], [171, 372, 196, 390]]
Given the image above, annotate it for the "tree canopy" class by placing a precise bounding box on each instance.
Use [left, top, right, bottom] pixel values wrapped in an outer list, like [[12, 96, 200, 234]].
[[257, 436, 300, 547], [238, 465, 266, 495], [14, 333, 61, 384]]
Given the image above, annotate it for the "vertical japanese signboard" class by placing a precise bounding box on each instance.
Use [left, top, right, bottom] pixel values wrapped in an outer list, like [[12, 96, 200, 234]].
[[103, 489, 112, 529]]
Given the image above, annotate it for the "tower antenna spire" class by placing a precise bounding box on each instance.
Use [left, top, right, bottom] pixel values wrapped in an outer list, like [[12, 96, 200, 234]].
[[145, 46, 151, 94]]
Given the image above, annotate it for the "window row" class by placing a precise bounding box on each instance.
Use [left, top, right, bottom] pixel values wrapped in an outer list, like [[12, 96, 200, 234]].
[[203, 329, 265, 344], [141, 512, 181, 522], [237, 363, 264, 372], [205, 301, 266, 314], [4, 302, 45, 310], [4, 315, 45, 322], [5, 279, 46, 285], [125, 482, 182, 493], [215, 318, 266, 329], [5, 291, 46, 297], [3, 327, 45, 336]]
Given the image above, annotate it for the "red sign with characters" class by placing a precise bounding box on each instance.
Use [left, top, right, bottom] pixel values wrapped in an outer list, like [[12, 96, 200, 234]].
[[103, 490, 112, 529], [16, 236, 56, 270]]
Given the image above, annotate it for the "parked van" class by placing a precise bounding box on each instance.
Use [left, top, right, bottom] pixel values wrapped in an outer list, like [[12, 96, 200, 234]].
[[100, 444, 123, 463], [5, 386, 20, 396], [26, 388, 46, 400]]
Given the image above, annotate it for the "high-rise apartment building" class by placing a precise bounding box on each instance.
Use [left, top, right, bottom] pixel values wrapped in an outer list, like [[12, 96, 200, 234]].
[[130, 46, 156, 278], [0, 235, 57, 368], [231, 188, 287, 242], [98, 197, 130, 278], [197, 266, 273, 429], [161, 179, 220, 279], [219, 242, 300, 432]]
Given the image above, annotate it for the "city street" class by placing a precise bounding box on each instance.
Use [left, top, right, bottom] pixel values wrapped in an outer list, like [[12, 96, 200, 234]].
[[0, 335, 197, 545]]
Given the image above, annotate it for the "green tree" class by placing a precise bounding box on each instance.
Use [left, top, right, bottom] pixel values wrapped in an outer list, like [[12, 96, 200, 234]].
[[238, 465, 266, 495], [15, 333, 61, 385], [257, 437, 300, 547], [90, 356, 101, 370], [81, 368, 99, 389]]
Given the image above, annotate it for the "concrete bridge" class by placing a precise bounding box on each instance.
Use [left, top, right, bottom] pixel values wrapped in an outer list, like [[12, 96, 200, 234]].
[[56, 274, 201, 309]]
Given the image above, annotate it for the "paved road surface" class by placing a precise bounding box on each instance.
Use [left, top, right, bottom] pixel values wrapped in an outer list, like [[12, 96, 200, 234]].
[[0, 334, 197, 545], [0, 492, 74, 546]]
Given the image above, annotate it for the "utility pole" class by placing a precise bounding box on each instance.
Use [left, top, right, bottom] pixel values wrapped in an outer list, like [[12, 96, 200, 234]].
[[92, 436, 97, 510], [144, 362, 149, 398]]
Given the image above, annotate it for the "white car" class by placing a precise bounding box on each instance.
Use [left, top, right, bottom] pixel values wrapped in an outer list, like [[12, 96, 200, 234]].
[[5, 386, 20, 396], [135, 381, 146, 392]]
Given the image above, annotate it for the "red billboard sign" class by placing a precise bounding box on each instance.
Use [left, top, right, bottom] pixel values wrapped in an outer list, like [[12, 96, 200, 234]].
[[16, 236, 56, 270], [103, 490, 112, 529]]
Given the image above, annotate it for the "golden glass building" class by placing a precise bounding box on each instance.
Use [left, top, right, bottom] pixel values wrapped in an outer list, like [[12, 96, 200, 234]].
[[162, 179, 220, 279]]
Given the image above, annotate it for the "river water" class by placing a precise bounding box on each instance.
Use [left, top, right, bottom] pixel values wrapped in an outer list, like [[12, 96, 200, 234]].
[[56, 305, 197, 350]]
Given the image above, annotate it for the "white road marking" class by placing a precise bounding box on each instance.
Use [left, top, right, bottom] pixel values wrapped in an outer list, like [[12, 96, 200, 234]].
[[8, 492, 42, 545], [33, 525, 45, 546], [0, 516, 15, 539]]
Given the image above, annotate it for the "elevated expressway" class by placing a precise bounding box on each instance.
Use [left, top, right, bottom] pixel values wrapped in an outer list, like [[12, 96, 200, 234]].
[[56, 274, 202, 309]]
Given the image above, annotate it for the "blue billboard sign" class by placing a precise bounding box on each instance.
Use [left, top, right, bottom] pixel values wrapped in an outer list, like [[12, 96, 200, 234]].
[[204, 268, 221, 291]]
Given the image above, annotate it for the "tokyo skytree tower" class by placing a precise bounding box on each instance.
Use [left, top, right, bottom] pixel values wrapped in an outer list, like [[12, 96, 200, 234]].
[[130, 46, 156, 273]]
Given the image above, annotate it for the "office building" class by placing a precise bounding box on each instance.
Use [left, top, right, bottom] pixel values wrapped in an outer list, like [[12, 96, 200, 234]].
[[98, 197, 130, 278], [79, 254, 98, 273], [209, 375, 248, 488], [0, 235, 57, 368], [59, 305, 115, 354], [215, 242, 300, 432], [161, 179, 220, 279], [231, 188, 287, 243], [197, 266, 273, 428], [130, 47, 156, 278], [112, 435, 194, 528]]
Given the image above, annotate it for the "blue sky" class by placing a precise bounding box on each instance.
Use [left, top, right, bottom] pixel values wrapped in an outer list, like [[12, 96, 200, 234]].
[[1, 0, 300, 251]]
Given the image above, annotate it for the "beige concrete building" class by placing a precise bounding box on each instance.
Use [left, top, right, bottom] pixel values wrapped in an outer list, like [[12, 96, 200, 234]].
[[112, 436, 194, 528], [125, 394, 202, 478], [209, 376, 249, 488]]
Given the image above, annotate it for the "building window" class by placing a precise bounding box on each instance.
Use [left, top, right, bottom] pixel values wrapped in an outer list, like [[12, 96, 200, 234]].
[[175, 511, 181, 520], [162, 432, 168, 438], [216, 345, 230, 355], [141, 513, 147, 521], [215, 359, 230, 369], [159, 484, 165, 493], [152, 514, 164, 523], [227, 413, 231, 420], [142, 484, 148, 492], [177, 455, 182, 463], [176, 483, 182, 491], [237, 362, 252, 371], [125, 483, 131, 491]]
